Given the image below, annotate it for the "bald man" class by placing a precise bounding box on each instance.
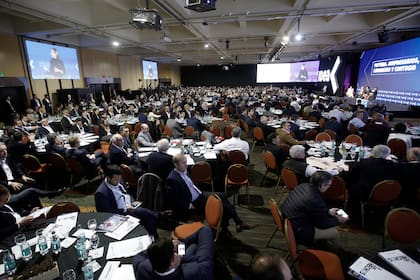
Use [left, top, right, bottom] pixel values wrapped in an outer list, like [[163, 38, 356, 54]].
[[250, 252, 292, 280], [136, 123, 155, 148]]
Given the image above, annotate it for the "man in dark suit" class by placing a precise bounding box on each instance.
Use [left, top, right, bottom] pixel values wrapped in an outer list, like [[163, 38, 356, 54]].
[[94, 165, 160, 239], [65, 135, 104, 178], [147, 139, 173, 181], [90, 107, 101, 126], [60, 109, 74, 134], [133, 226, 214, 280], [280, 171, 348, 247], [360, 113, 391, 147], [166, 154, 255, 239], [108, 133, 136, 166], [348, 144, 397, 214], [186, 111, 205, 133], [42, 94, 52, 115], [45, 133, 66, 156], [397, 147, 420, 208], [119, 126, 133, 150], [36, 118, 56, 139], [264, 133, 287, 172]]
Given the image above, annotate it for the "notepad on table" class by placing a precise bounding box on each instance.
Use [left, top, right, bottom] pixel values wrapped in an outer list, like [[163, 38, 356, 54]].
[[378, 249, 420, 280], [348, 256, 402, 280]]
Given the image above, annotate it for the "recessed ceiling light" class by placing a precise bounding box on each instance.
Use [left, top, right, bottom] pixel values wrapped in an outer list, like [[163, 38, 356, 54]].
[[112, 41, 120, 47], [197, 63, 200, 67], [204, 43, 209, 48], [177, 57, 181, 62], [295, 33, 303, 41], [221, 56, 224, 59]]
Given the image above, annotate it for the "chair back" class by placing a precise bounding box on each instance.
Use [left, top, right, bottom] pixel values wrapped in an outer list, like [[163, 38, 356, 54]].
[[134, 122, 143, 134], [164, 126, 173, 138], [93, 125, 100, 136], [184, 126, 195, 138], [100, 141, 110, 155], [298, 249, 344, 280], [224, 125, 234, 139], [223, 114, 229, 122], [239, 119, 250, 135], [368, 180, 401, 205], [269, 198, 284, 233], [315, 132, 332, 142], [228, 150, 247, 165], [278, 143, 290, 157], [48, 153, 68, 169], [387, 138, 406, 160], [348, 123, 358, 134], [137, 173, 165, 211], [253, 126, 265, 141], [385, 207, 420, 245], [263, 151, 277, 171], [324, 176, 348, 207], [284, 219, 298, 260], [210, 126, 221, 136], [120, 164, 138, 188], [324, 129, 337, 140], [318, 118, 325, 129], [205, 194, 223, 240], [308, 115, 318, 122], [67, 157, 85, 186], [305, 129, 318, 140], [191, 161, 212, 184], [344, 134, 363, 146], [46, 202, 80, 219], [226, 164, 248, 184], [22, 154, 42, 172], [281, 168, 299, 191]]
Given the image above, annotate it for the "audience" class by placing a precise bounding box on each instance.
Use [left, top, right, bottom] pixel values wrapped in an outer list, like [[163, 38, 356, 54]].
[[213, 127, 250, 160], [147, 139, 173, 181], [250, 252, 292, 280], [136, 123, 155, 148]]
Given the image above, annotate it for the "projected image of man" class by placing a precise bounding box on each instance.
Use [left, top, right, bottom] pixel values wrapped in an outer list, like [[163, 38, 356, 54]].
[[297, 63, 308, 81], [48, 48, 65, 77]]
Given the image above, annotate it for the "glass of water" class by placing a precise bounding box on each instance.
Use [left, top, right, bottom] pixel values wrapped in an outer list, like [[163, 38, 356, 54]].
[[90, 233, 100, 249], [87, 219, 97, 231]]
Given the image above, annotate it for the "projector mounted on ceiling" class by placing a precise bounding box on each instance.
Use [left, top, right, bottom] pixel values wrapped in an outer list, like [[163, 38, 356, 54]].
[[129, 8, 162, 30], [185, 0, 216, 12]]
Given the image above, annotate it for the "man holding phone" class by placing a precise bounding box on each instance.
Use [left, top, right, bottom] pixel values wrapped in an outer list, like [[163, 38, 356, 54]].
[[133, 226, 214, 280], [281, 171, 348, 247]]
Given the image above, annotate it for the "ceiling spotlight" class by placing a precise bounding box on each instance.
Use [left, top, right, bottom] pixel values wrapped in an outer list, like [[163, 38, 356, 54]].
[[197, 63, 200, 67], [225, 40, 230, 49], [112, 41, 120, 47], [283, 36, 289, 42], [295, 33, 303, 41], [221, 56, 224, 59], [204, 43, 209, 48], [177, 57, 181, 62]]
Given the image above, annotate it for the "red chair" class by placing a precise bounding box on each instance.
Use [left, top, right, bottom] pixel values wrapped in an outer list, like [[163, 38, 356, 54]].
[[184, 125, 196, 138], [315, 132, 332, 142], [324, 176, 348, 209], [261, 151, 281, 192], [387, 138, 406, 160], [191, 161, 213, 191], [265, 198, 285, 248], [278, 168, 299, 201], [227, 150, 247, 165], [345, 134, 363, 146], [225, 164, 249, 205], [305, 129, 318, 141], [383, 207, 420, 248], [251, 126, 265, 152]]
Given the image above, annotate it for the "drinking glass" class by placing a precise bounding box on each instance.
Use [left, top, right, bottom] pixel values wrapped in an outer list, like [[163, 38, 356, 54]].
[[87, 219, 97, 231], [62, 269, 76, 280], [14, 234, 26, 246], [90, 233, 100, 249]]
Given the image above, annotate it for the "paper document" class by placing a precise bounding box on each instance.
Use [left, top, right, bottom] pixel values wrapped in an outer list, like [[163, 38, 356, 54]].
[[97, 214, 128, 232], [348, 256, 402, 280], [72, 229, 95, 239], [203, 151, 217, 159], [105, 216, 140, 240], [99, 261, 120, 280], [106, 235, 152, 259], [30, 206, 52, 219], [89, 247, 104, 259], [61, 237, 76, 248], [379, 249, 420, 280], [185, 155, 195, 165]]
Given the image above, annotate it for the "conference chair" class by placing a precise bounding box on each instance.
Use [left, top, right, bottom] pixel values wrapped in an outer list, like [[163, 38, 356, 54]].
[[315, 132, 332, 142], [46, 202, 80, 219], [383, 207, 420, 249], [278, 168, 299, 201], [261, 151, 281, 193], [344, 134, 363, 147], [387, 138, 407, 160], [136, 173, 165, 211], [225, 164, 249, 206], [324, 176, 348, 209], [265, 198, 286, 248], [191, 161, 213, 192], [360, 180, 401, 229], [173, 194, 223, 241], [251, 126, 265, 152]]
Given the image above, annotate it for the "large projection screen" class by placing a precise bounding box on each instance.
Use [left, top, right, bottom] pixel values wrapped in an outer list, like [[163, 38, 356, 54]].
[[357, 37, 420, 106], [24, 40, 80, 80], [257, 60, 320, 83]]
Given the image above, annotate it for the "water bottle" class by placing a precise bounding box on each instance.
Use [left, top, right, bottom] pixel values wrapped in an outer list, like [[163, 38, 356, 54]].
[[37, 230, 49, 256], [320, 142, 326, 156], [359, 146, 365, 161], [21, 240, 33, 261], [76, 232, 86, 260], [3, 249, 17, 275], [51, 231, 61, 254], [329, 142, 335, 158], [83, 257, 94, 280]]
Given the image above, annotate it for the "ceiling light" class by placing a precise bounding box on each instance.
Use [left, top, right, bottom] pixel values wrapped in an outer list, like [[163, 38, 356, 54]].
[[204, 43, 209, 48], [197, 63, 200, 67], [295, 33, 303, 41], [283, 36, 289, 42], [177, 57, 181, 62], [112, 41, 120, 47], [221, 56, 224, 59]]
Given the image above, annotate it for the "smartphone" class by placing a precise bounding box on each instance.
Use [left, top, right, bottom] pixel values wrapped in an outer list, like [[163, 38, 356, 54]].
[[177, 242, 186, 256], [336, 209, 349, 219], [132, 202, 142, 209]]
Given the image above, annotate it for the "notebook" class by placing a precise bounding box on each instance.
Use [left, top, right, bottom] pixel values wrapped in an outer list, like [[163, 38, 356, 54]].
[[378, 249, 420, 280], [348, 256, 402, 280]]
